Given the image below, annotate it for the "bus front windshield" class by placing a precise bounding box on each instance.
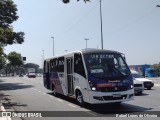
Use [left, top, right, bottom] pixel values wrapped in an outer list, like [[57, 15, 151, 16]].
[[84, 53, 130, 79]]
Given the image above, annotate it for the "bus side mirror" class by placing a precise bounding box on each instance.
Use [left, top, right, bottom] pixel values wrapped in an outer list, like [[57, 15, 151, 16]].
[[121, 53, 126, 61]]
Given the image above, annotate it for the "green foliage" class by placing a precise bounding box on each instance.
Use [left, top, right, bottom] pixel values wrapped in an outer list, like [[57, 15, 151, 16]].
[[0, 55, 6, 69], [0, 0, 25, 45], [24, 63, 40, 69], [24, 63, 40, 73], [7, 51, 23, 67], [151, 63, 160, 76], [0, 45, 6, 69]]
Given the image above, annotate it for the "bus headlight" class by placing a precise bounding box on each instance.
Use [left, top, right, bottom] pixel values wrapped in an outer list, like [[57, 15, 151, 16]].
[[91, 87, 96, 91], [89, 81, 96, 91]]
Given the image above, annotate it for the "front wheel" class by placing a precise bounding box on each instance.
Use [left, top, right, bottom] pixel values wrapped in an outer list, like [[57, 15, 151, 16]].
[[76, 90, 85, 106]]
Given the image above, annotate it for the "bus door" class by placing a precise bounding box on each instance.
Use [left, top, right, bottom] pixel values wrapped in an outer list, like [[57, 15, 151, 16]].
[[66, 57, 74, 95]]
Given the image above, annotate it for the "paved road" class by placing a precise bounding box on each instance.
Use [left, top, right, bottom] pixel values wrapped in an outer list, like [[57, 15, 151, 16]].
[[0, 76, 160, 120]]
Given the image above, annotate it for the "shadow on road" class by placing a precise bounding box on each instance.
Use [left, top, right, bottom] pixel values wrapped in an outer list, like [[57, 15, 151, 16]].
[[0, 82, 33, 91], [47, 92, 153, 115], [0, 93, 28, 110]]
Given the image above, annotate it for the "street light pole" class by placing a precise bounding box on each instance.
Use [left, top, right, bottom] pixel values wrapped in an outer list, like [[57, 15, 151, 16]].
[[84, 38, 89, 48], [42, 50, 44, 68], [100, 0, 104, 50], [42, 50, 44, 61], [51, 37, 54, 56]]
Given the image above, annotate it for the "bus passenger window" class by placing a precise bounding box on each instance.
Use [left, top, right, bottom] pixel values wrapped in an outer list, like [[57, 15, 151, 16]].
[[43, 61, 46, 73], [74, 53, 86, 78], [57, 57, 64, 72]]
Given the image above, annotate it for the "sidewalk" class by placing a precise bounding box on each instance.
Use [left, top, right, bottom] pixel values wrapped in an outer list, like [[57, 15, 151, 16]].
[[0, 103, 11, 120], [0, 93, 11, 120]]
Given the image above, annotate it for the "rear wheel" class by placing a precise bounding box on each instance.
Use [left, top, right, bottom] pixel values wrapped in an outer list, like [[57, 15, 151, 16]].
[[147, 87, 151, 90], [76, 90, 85, 106], [52, 85, 57, 96]]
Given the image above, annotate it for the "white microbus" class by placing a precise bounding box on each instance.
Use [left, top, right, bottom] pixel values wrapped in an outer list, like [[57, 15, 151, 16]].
[[43, 49, 134, 105]]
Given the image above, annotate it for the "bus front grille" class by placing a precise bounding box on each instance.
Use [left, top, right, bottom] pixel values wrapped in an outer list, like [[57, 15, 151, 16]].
[[99, 86, 129, 92]]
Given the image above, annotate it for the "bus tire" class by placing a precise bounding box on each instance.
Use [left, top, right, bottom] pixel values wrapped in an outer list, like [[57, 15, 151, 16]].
[[147, 87, 151, 90], [76, 90, 85, 106], [52, 85, 57, 96]]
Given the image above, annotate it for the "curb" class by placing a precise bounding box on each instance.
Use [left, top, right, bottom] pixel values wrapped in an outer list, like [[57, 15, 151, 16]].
[[0, 94, 11, 120], [0, 106, 11, 120]]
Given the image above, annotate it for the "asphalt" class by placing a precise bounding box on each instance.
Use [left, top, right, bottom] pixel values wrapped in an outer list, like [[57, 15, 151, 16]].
[[0, 77, 160, 120]]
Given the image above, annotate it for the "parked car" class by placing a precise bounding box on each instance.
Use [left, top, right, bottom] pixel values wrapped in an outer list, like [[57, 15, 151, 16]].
[[133, 79, 144, 95], [131, 70, 154, 90]]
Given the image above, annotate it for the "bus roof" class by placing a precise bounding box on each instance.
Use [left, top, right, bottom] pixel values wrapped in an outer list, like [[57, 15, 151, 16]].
[[44, 48, 121, 61], [81, 48, 120, 54]]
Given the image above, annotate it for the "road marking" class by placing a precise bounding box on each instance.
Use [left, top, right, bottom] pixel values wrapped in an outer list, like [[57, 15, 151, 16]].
[[56, 98, 63, 102], [154, 84, 160, 87], [68, 104, 77, 108], [32, 88, 37, 91], [38, 91, 42, 93], [49, 96, 54, 98], [43, 93, 47, 95]]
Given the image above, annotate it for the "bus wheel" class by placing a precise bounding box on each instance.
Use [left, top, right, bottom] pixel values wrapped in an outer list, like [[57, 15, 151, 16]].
[[147, 87, 151, 90], [52, 85, 57, 96], [76, 90, 84, 106]]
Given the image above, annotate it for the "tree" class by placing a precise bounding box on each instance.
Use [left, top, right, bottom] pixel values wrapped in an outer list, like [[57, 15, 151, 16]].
[[151, 63, 160, 76], [24, 63, 40, 73], [0, 44, 6, 69], [24, 63, 39, 69], [7, 51, 23, 67], [62, 0, 90, 4], [0, 0, 25, 45]]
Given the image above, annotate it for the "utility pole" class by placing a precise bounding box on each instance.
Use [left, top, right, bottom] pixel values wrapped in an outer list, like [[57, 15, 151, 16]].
[[42, 50, 44, 68], [51, 37, 54, 56], [84, 38, 89, 48], [42, 50, 44, 61], [100, 0, 104, 50]]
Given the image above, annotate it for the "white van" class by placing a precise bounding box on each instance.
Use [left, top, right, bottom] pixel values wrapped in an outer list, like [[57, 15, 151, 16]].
[[131, 70, 154, 90]]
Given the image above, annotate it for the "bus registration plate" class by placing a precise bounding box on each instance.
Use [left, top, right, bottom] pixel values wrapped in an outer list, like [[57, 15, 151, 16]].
[[113, 94, 121, 98]]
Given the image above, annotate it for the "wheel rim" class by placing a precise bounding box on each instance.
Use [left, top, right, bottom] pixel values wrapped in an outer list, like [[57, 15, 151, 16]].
[[77, 91, 83, 104]]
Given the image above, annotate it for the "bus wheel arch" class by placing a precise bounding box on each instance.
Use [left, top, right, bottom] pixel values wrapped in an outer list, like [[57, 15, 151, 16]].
[[75, 89, 85, 106], [52, 84, 57, 96]]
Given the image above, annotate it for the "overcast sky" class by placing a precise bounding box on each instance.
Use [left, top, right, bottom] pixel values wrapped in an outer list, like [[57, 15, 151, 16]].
[[5, 0, 160, 67]]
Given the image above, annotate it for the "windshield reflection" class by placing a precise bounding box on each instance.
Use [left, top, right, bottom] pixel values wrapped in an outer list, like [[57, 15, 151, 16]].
[[84, 53, 130, 79]]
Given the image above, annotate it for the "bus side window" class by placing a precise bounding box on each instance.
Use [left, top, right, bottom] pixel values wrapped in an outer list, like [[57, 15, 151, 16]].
[[47, 61, 50, 73], [43, 61, 46, 73], [74, 53, 86, 78], [58, 57, 64, 72], [50, 59, 53, 72], [53, 58, 58, 72]]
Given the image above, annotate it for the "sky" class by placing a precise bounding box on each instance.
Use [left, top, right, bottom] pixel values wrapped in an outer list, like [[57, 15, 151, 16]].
[[4, 0, 160, 68]]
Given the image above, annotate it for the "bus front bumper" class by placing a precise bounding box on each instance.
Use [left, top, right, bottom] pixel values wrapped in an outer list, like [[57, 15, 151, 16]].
[[85, 89, 134, 104]]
